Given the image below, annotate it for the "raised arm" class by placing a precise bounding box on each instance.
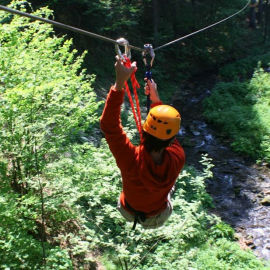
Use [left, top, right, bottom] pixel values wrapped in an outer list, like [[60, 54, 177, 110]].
[[144, 78, 163, 107], [100, 56, 138, 169], [114, 56, 137, 91]]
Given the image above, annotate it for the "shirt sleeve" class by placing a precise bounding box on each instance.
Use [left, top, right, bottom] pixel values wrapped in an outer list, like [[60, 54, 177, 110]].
[[150, 101, 163, 108], [100, 86, 136, 170], [169, 138, 186, 171]]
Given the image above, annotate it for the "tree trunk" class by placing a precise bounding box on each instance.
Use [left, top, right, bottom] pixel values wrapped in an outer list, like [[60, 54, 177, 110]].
[[191, 0, 196, 30], [153, 0, 159, 43], [264, 0, 269, 42]]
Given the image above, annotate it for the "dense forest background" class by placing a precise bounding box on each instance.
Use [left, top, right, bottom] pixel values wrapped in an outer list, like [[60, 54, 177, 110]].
[[15, 0, 270, 89], [0, 0, 270, 269]]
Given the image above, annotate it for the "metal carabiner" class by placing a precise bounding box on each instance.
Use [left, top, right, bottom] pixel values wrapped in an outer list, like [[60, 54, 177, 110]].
[[115, 37, 131, 61], [142, 44, 155, 68]]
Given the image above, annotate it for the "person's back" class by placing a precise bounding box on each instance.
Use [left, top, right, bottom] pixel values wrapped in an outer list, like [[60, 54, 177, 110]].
[[100, 56, 185, 229]]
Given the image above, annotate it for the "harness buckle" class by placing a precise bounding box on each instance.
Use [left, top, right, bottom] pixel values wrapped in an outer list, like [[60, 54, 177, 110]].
[[115, 37, 131, 61]]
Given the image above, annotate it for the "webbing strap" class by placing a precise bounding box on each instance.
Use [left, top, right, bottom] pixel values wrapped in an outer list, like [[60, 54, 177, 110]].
[[123, 57, 142, 141], [125, 199, 146, 230]]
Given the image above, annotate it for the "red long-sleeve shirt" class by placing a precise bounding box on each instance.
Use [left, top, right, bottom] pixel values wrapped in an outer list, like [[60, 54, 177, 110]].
[[100, 86, 185, 216]]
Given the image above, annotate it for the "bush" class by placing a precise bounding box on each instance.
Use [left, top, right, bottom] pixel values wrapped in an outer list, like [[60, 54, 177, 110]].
[[55, 148, 266, 270], [0, 2, 100, 268], [219, 52, 270, 81], [204, 69, 270, 163]]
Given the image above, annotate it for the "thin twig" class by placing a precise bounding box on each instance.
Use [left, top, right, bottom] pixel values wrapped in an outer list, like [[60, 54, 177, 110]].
[[118, 258, 124, 270], [35, 142, 47, 266], [130, 218, 188, 270], [124, 258, 128, 270]]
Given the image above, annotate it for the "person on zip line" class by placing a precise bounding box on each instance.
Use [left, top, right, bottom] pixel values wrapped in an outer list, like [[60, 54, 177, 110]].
[[100, 56, 185, 229]]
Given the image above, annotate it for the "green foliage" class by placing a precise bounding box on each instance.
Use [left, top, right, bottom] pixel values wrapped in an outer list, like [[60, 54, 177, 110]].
[[193, 238, 269, 270], [0, 1, 101, 175], [204, 68, 270, 163], [0, 1, 269, 269], [0, 186, 43, 269], [219, 52, 270, 81], [46, 144, 266, 269], [0, 1, 100, 268], [209, 222, 235, 240], [0, 7, 99, 171]]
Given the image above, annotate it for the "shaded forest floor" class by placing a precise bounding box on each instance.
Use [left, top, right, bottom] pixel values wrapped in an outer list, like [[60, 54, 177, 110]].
[[172, 71, 270, 261]]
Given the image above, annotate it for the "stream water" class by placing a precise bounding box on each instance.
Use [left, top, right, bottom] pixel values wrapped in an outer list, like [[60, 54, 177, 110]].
[[172, 74, 270, 261]]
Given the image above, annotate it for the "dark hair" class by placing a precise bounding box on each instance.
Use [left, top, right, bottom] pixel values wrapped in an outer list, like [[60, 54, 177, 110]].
[[142, 131, 174, 152]]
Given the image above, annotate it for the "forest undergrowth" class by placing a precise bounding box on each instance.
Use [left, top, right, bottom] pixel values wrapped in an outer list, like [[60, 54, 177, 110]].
[[204, 52, 270, 164]]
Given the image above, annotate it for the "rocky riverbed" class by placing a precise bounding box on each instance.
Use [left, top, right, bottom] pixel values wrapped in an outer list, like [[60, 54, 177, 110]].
[[172, 74, 270, 261]]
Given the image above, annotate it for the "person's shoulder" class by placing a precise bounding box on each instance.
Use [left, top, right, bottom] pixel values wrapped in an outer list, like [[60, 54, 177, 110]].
[[167, 141, 185, 162]]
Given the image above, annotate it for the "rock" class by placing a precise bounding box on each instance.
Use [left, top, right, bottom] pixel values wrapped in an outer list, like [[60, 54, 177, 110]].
[[192, 131, 201, 136], [191, 97, 200, 103], [182, 138, 196, 147], [251, 187, 259, 193], [178, 126, 186, 136], [254, 206, 263, 211], [205, 134, 214, 143], [233, 211, 241, 217], [251, 197, 258, 203], [219, 198, 234, 209], [80, 136, 90, 143], [234, 187, 241, 196], [234, 233, 241, 240], [189, 124, 200, 136], [195, 140, 205, 148], [245, 239, 255, 249], [261, 249, 270, 260], [261, 196, 270, 206]]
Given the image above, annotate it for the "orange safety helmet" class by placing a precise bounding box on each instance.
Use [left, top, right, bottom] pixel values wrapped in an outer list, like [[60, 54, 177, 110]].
[[143, 105, 181, 140]]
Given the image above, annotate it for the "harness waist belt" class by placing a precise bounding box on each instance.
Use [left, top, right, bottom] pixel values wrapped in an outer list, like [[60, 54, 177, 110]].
[[124, 199, 146, 230]]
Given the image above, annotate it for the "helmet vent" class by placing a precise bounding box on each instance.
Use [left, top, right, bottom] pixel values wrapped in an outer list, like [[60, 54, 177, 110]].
[[150, 113, 157, 121], [144, 105, 181, 139]]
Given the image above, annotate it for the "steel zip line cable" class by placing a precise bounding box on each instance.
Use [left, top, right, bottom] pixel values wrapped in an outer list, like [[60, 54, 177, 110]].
[[0, 1, 250, 53], [0, 5, 144, 52], [154, 0, 251, 51]]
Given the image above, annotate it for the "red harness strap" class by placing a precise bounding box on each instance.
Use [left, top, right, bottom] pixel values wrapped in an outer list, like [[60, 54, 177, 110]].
[[123, 57, 142, 141]]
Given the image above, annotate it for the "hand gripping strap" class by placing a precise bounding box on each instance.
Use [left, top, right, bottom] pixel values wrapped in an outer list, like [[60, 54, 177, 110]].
[[123, 57, 142, 141]]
